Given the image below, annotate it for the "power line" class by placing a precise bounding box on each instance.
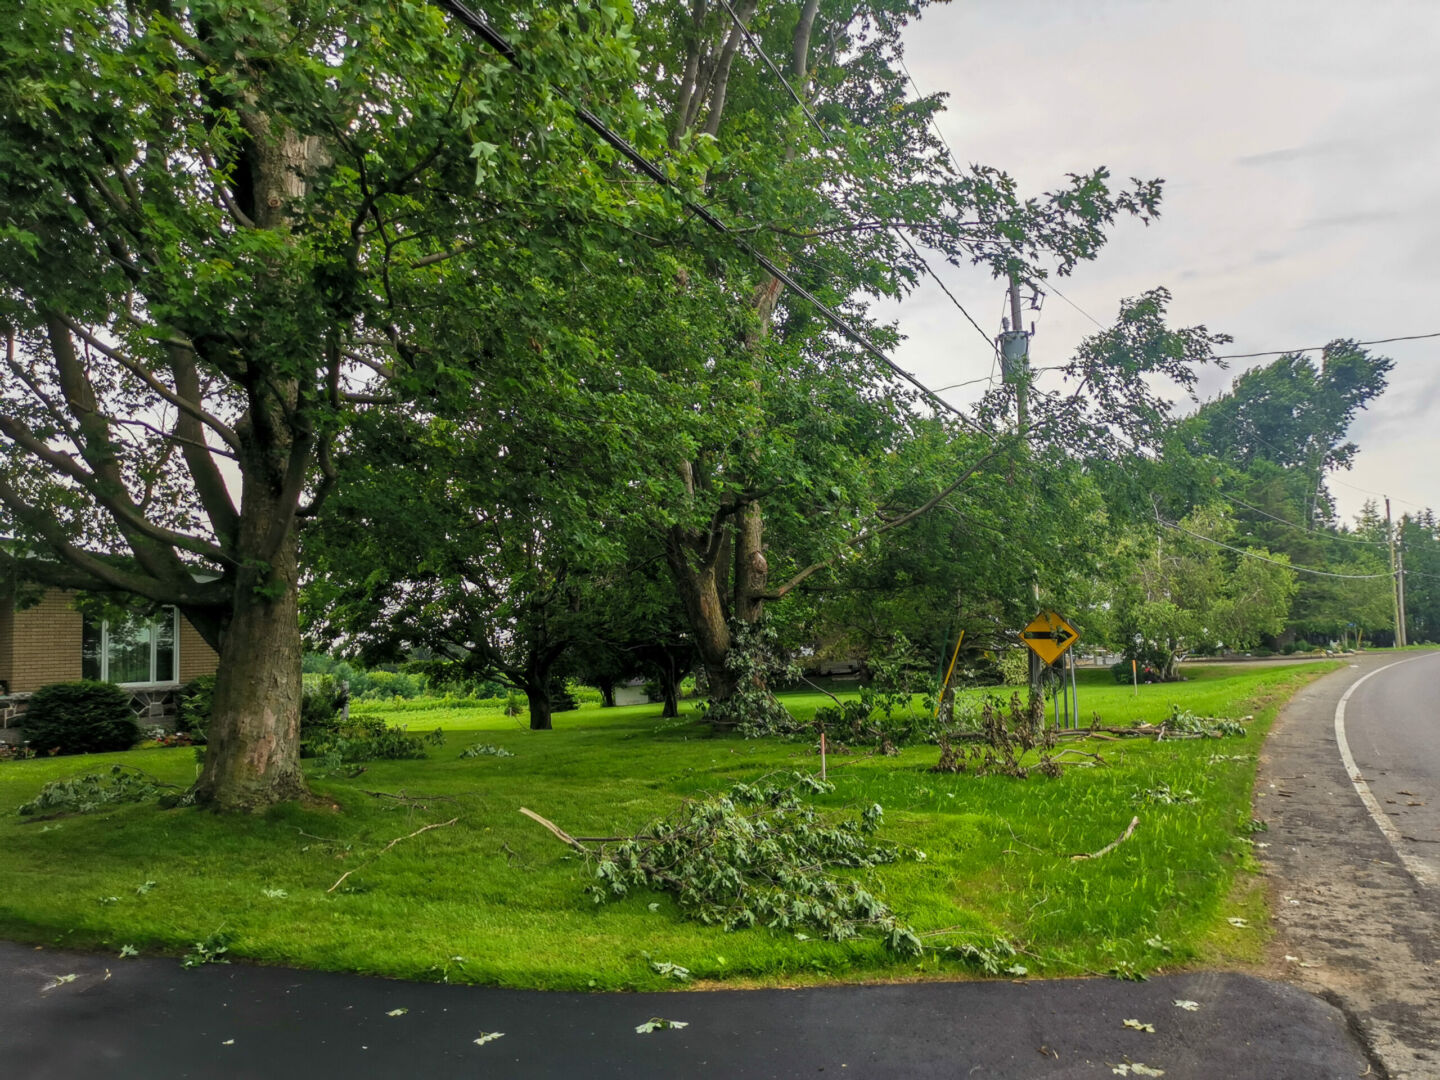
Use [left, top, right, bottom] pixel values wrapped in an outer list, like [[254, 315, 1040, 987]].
[[1214, 490, 1389, 547], [433, 0, 980, 429], [714, 0, 999, 364], [1156, 514, 1395, 580], [1042, 278, 1106, 330], [1214, 331, 1440, 361], [1329, 475, 1431, 513]]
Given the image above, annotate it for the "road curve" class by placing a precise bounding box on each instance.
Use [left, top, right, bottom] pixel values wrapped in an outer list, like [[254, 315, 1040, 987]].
[[1259, 650, 1440, 1080]]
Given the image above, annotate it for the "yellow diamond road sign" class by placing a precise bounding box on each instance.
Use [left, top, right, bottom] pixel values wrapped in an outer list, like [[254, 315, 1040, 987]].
[[1021, 609, 1079, 667]]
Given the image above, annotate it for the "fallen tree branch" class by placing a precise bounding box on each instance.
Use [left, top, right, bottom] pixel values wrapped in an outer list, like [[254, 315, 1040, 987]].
[[519, 807, 588, 852], [326, 816, 459, 893], [1049, 748, 1105, 764], [1071, 816, 1139, 861], [361, 788, 458, 807]]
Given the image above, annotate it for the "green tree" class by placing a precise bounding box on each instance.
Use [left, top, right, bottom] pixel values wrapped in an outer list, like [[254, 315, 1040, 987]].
[[1112, 509, 1297, 679], [629, 1, 1214, 713], [0, 0, 651, 807]]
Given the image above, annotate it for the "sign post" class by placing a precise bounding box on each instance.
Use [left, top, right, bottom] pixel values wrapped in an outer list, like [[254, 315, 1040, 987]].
[[1020, 609, 1080, 728]]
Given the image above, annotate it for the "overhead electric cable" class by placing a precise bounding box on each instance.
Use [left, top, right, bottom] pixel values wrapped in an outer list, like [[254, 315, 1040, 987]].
[[1043, 278, 1106, 330], [1156, 514, 1396, 580], [1214, 331, 1440, 361], [1329, 475, 1431, 512], [714, 0, 998, 363], [1214, 491, 1389, 546], [432, 0, 980, 428]]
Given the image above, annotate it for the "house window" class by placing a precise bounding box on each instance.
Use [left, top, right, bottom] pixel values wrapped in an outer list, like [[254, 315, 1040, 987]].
[[81, 608, 179, 685]]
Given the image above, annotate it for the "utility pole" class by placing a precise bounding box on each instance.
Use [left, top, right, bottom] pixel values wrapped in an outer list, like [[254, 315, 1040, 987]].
[[999, 273, 1041, 693], [1387, 497, 1406, 647], [1000, 273, 1031, 430], [1397, 516, 1409, 647]]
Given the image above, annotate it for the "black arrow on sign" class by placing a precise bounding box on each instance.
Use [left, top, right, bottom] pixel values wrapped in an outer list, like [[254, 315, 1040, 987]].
[[1023, 630, 1075, 643]]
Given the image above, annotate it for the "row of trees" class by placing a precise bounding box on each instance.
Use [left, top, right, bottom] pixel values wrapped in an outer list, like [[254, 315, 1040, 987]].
[[0, 0, 1416, 813]]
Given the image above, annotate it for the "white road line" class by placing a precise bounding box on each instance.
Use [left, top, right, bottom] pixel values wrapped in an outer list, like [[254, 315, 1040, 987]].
[[1333, 656, 1437, 888]]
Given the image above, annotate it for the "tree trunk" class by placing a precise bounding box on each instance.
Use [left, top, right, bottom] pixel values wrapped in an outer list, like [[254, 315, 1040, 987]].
[[524, 680, 553, 731], [193, 529, 305, 812], [666, 530, 736, 700], [733, 499, 767, 625], [660, 672, 680, 719], [597, 678, 616, 708]]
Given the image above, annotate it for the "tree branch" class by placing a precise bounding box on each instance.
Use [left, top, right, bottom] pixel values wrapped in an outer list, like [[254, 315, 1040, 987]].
[[0, 414, 233, 565], [0, 476, 224, 606], [54, 315, 241, 451], [762, 439, 1017, 600], [167, 343, 241, 542]]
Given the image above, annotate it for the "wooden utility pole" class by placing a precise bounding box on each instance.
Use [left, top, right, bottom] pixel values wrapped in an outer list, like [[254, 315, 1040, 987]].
[[1000, 273, 1040, 692], [1001, 273, 1031, 429], [1387, 497, 1406, 647], [1397, 518, 1409, 647]]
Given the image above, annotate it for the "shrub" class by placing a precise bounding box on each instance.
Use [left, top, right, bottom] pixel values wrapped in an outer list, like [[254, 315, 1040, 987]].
[[569, 682, 603, 705], [300, 675, 347, 734], [548, 675, 578, 713], [355, 668, 426, 701], [19, 681, 138, 756], [177, 675, 215, 741], [1112, 659, 1160, 684], [302, 715, 440, 764], [996, 649, 1031, 687]]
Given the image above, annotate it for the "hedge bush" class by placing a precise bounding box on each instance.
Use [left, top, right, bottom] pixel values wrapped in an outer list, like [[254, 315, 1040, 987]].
[[177, 675, 215, 741], [19, 681, 139, 756]]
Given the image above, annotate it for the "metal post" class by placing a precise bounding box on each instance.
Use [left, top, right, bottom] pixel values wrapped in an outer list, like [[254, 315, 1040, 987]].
[[1071, 651, 1080, 729]]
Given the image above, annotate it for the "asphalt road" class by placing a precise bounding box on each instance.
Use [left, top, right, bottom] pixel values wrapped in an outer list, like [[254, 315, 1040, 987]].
[[1259, 650, 1440, 1080], [0, 941, 1371, 1079], [1342, 652, 1440, 876]]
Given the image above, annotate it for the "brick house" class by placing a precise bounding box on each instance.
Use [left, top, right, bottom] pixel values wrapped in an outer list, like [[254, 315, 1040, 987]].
[[0, 586, 219, 739]]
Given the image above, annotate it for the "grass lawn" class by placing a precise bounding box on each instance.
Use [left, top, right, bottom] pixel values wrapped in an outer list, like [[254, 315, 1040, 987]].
[[0, 661, 1338, 990]]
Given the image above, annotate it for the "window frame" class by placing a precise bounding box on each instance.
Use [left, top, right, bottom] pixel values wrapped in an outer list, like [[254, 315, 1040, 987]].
[[83, 607, 181, 687]]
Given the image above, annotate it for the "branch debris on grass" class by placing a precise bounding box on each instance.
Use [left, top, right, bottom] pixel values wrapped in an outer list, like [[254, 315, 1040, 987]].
[[1072, 817, 1140, 861], [522, 773, 923, 955], [327, 817, 459, 894]]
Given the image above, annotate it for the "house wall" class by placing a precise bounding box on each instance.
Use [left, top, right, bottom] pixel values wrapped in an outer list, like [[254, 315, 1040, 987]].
[[0, 585, 12, 692], [0, 588, 220, 694], [178, 616, 219, 682], [11, 589, 84, 693]]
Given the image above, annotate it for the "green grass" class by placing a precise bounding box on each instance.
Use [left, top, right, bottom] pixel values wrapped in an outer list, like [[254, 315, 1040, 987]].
[[0, 661, 1338, 990]]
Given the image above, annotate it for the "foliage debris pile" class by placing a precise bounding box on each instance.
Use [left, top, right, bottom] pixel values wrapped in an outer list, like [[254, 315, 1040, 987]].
[[18, 765, 184, 817], [537, 772, 923, 956], [934, 694, 1061, 778]]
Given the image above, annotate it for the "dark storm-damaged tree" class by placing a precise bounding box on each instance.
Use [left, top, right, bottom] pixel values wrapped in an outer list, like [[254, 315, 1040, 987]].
[[626, 0, 1213, 719], [0, 1, 655, 807]]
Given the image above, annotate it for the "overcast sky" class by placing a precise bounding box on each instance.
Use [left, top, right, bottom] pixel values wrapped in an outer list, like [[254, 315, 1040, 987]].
[[882, 0, 1440, 524]]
